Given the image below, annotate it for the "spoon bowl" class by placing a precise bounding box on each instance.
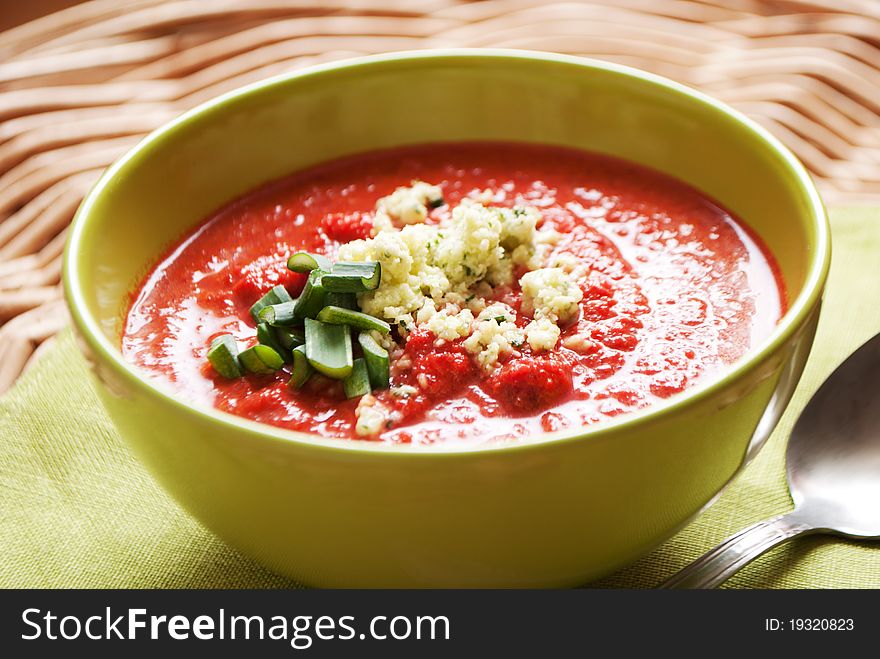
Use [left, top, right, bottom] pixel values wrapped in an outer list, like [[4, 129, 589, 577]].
[[663, 332, 880, 588], [788, 333, 880, 538]]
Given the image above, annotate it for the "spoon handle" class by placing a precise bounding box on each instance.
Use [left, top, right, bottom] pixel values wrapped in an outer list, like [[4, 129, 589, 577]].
[[659, 512, 815, 589]]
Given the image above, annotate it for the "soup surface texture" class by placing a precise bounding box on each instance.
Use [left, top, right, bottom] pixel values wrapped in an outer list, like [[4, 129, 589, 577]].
[[123, 142, 785, 445]]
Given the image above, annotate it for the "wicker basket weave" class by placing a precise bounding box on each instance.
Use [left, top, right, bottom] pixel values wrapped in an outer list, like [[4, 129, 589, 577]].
[[1, 0, 878, 392]]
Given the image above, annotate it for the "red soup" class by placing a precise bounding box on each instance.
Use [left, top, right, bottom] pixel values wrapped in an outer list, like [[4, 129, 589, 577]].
[[123, 142, 785, 445]]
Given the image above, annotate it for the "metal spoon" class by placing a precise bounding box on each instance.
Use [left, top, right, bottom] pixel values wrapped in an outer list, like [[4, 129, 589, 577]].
[[661, 332, 880, 588]]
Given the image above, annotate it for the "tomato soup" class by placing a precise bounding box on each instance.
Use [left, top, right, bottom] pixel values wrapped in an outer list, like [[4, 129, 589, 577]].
[[122, 142, 785, 445]]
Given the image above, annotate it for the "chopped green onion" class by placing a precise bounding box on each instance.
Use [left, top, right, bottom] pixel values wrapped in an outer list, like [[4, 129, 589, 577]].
[[322, 261, 381, 293], [325, 291, 359, 311], [256, 322, 291, 362], [258, 301, 298, 327], [358, 332, 390, 389], [239, 344, 284, 374], [274, 326, 304, 351], [293, 269, 328, 319], [426, 193, 445, 209], [287, 251, 332, 273], [304, 318, 352, 379], [249, 285, 293, 323], [316, 306, 391, 334], [287, 345, 312, 389], [343, 358, 371, 399], [207, 335, 242, 378]]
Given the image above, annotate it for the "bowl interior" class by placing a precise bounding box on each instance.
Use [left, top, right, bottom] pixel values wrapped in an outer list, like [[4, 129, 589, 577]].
[[68, 50, 825, 395]]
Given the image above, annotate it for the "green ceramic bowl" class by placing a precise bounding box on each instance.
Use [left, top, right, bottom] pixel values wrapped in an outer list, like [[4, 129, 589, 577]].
[[64, 50, 830, 587]]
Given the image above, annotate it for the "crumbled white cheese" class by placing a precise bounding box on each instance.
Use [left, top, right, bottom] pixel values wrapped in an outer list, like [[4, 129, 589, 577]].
[[463, 304, 525, 371], [433, 203, 541, 288], [339, 183, 589, 371], [338, 230, 413, 282], [526, 228, 566, 270], [398, 224, 450, 298], [416, 300, 474, 343], [546, 251, 589, 279], [562, 333, 596, 354], [520, 267, 583, 323], [510, 244, 535, 268], [535, 228, 563, 246], [464, 281, 494, 314], [374, 181, 443, 229], [340, 193, 542, 335], [499, 206, 540, 251], [463, 320, 524, 371], [359, 280, 423, 327], [390, 384, 419, 398], [391, 352, 412, 373], [466, 187, 499, 205], [354, 394, 389, 436], [477, 302, 516, 324], [525, 317, 561, 352], [433, 203, 505, 286]]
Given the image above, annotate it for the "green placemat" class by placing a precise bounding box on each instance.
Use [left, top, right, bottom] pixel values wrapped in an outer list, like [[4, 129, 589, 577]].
[[2, 207, 880, 589]]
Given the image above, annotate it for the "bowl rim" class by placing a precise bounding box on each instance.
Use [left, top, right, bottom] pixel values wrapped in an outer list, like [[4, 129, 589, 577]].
[[63, 48, 831, 458]]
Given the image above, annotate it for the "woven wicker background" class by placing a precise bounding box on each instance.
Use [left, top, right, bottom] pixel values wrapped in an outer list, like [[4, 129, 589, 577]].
[[1, 0, 879, 393]]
